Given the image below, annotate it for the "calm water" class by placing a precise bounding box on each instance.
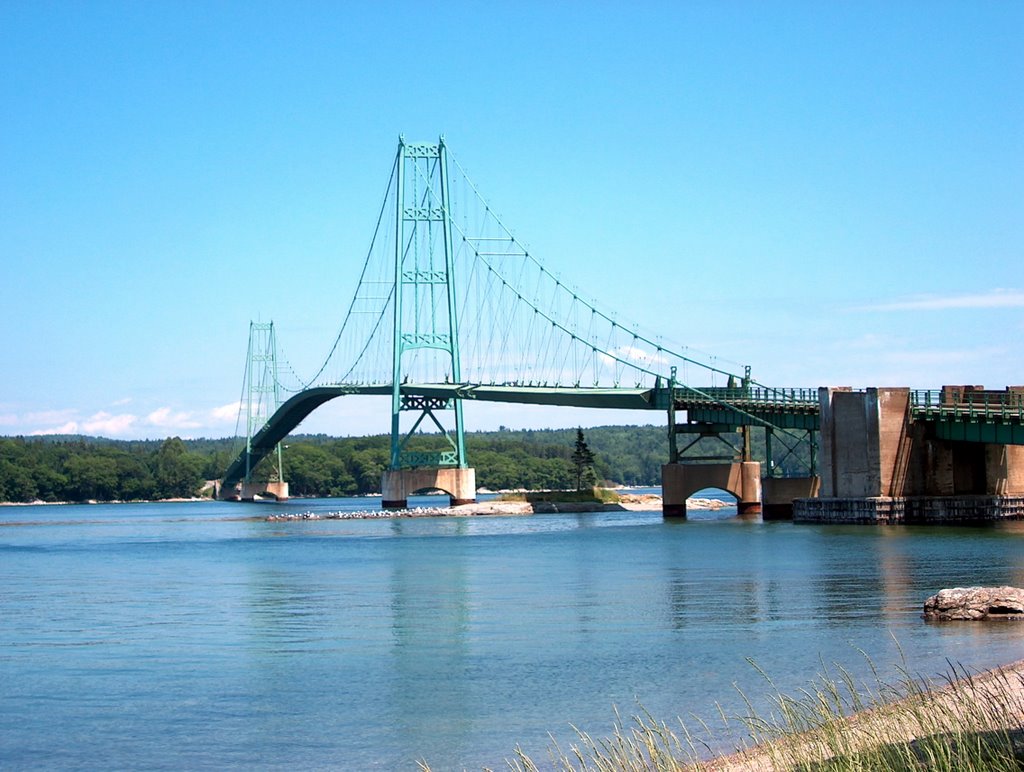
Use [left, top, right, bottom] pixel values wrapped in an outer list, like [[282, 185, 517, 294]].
[[2, 494, 1023, 770]]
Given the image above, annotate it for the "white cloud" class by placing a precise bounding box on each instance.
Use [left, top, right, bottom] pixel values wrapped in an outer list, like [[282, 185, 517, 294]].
[[618, 345, 669, 365], [145, 407, 201, 430], [210, 401, 241, 422], [11, 402, 231, 439], [597, 345, 670, 368], [31, 421, 80, 436], [82, 411, 138, 435], [855, 289, 1024, 312]]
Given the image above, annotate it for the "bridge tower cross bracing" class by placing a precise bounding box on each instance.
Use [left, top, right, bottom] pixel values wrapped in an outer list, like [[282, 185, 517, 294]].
[[245, 321, 283, 483], [383, 136, 475, 507], [233, 320, 289, 501]]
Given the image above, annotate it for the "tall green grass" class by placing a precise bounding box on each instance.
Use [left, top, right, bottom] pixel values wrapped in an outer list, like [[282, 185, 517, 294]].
[[419, 659, 1024, 771]]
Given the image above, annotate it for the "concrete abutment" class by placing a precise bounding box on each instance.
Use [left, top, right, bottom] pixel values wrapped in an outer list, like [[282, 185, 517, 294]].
[[381, 467, 477, 509], [802, 386, 1024, 524], [662, 462, 761, 518], [218, 481, 290, 502]]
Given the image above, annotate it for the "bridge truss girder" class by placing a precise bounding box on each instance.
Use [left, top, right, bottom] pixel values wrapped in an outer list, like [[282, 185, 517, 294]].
[[927, 418, 1024, 445], [222, 381, 829, 488]]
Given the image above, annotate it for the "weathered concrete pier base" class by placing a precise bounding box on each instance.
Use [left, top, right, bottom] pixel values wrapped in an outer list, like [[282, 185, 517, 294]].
[[762, 476, 820, 520], [381, 467, 477, 509], [801, 386, 1024, 524], [794, 495, 1024, 524], [794, 496, 903, 524], [662, 462, 761, 518], [905, 495, 1024, 522]]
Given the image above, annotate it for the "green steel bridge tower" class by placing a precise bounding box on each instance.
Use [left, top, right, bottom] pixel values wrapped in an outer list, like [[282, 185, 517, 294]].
[[388, 136, 467, 473], [229, 320, 287, 501]]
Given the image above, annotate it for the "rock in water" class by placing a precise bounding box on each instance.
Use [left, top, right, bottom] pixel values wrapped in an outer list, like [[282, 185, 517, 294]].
[[923, 586, 1024, 621]]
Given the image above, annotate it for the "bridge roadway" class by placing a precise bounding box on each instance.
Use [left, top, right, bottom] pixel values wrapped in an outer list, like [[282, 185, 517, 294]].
[[222, 382, 819, 486], [221, 383, 1024, 487]]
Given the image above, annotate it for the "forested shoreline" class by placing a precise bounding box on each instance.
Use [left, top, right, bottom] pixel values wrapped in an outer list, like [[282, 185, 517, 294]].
[[0, 424, 807, 504]]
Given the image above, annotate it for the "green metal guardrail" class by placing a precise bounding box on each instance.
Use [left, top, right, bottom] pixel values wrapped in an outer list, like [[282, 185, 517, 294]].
[[911, 389, 1024, 445], [675, 386, 820, 407], [911, 389, 1024, 422]]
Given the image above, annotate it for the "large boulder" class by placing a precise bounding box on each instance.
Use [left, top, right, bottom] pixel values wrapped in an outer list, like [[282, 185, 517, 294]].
[[923, 586, 1024, 621]]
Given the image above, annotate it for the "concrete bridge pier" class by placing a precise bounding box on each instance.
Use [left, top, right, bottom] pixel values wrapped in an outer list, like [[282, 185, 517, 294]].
[[795, 386, 1024, 523], [219, 481, 289, 502], [662, 462, 761, 518], [762, 476, 820, 520], [381, 467, 477, 509]]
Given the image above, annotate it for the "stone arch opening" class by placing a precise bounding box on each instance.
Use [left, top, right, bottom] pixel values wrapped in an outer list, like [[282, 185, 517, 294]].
[[677, 482, 742, 504], [661, 462, 762, 518], [685, 486, 738, 515], [381, 468, 477, 509], [411, 485, 455, 499]]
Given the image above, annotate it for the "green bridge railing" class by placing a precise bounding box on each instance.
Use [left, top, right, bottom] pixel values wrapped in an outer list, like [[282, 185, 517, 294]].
[[675, 385, 1024, 428], [674, 386, 820, 407], [912, 389, 1024, 422], [681, 386, 1024, 421]]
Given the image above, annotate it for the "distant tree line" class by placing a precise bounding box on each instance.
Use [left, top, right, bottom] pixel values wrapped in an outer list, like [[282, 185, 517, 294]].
[[0, 424, 811, 503], [273, 425, 670, 496], [0, 437, 212, 503]]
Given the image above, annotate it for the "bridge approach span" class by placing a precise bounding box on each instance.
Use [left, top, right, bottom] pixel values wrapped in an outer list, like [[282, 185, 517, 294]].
[[221, 383, 668, 487]]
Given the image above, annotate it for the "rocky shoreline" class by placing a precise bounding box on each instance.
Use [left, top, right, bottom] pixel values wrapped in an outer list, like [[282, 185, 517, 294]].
[[0, 493, 737, 519], [0, 496, 208, 507]]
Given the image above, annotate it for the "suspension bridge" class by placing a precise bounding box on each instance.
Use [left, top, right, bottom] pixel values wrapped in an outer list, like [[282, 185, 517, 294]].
[[221, 137, 1024, 523]]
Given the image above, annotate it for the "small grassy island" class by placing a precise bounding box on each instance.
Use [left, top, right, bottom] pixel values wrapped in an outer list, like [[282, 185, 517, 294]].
[[497, 487, 624, 505]]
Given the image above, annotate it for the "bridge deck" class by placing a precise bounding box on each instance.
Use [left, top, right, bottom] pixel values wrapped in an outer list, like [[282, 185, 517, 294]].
[[222, 383, 663, 485], [222, 384, 1024, 487]]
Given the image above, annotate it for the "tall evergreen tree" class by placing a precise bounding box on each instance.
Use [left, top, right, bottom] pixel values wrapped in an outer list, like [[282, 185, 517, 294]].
[[571, 428, 597, 491]]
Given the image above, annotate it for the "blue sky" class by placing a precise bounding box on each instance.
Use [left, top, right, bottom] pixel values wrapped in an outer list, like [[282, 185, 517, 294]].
[[2, 1, 1021, 440]]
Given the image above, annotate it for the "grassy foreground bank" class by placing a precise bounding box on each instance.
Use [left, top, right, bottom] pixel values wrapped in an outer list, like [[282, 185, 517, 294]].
[[420, 658, 1024, 771]]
